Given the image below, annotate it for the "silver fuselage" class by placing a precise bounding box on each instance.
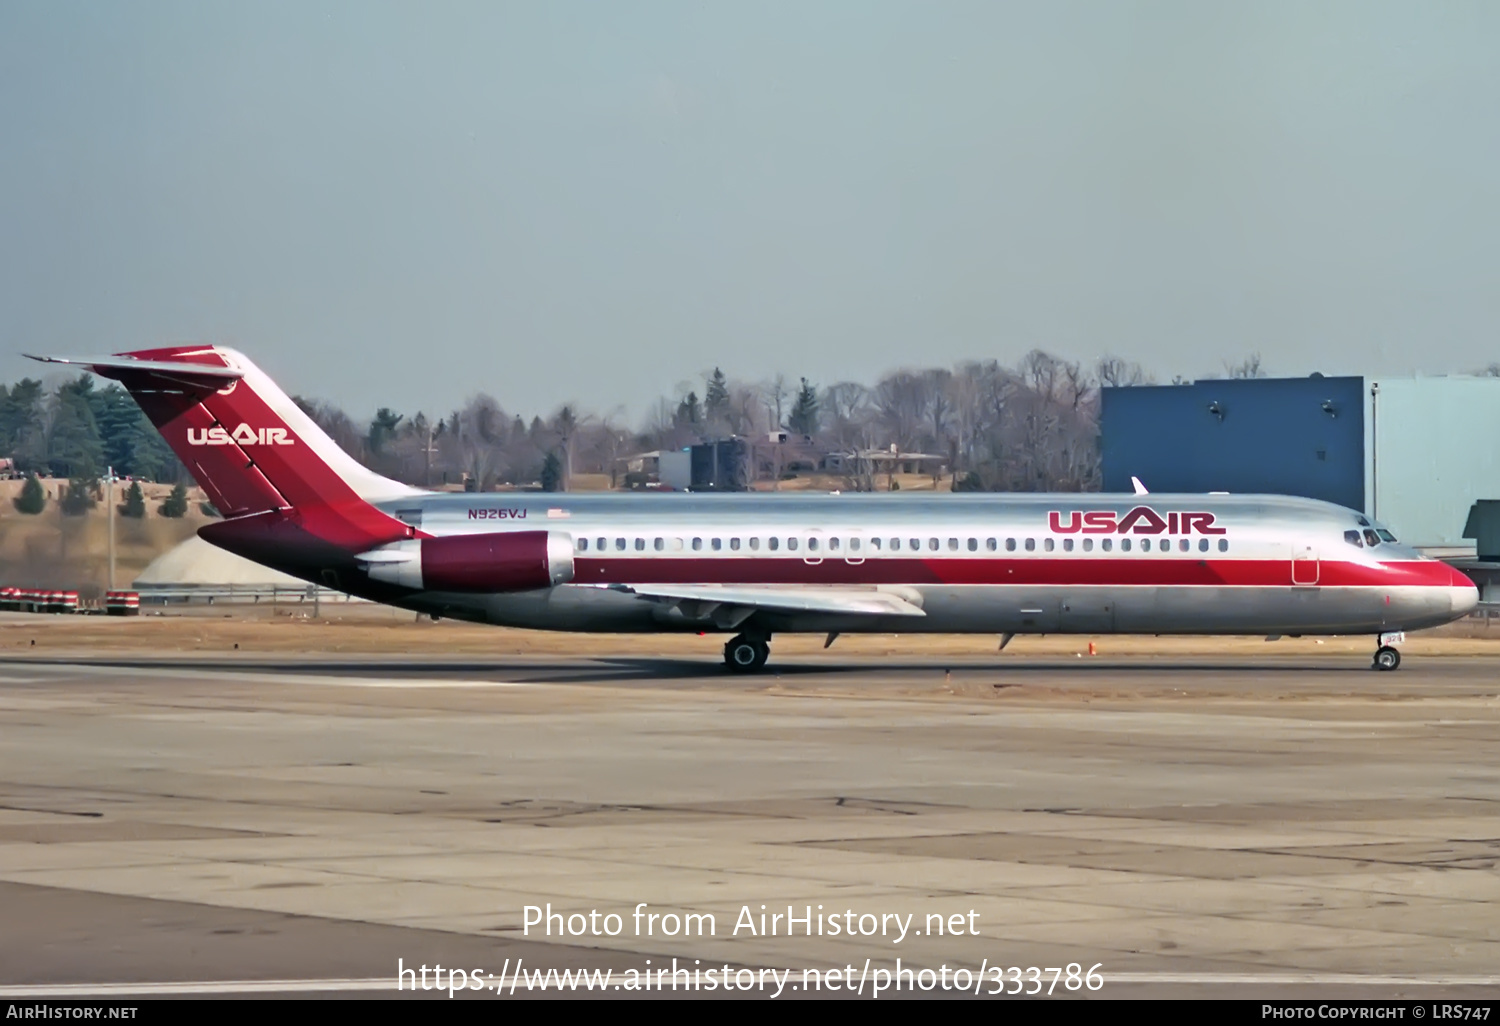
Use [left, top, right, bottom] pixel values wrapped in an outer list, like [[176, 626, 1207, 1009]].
[[340, 491, 1478, 638]]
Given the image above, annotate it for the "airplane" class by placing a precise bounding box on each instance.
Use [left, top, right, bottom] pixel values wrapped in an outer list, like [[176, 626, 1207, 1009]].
[[27, 346, 1479, 673]]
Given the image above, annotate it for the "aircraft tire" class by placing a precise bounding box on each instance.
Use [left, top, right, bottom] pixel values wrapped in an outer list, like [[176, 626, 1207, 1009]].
[[1373, 646, 1401, 672], [724, 635, 770, 673]]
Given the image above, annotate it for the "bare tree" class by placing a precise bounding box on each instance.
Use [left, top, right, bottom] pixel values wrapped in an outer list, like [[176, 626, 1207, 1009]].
[[760, 374, 790, 432], [872, 370, 928, 452], [1224, 353, 1266, 379], [1096, 355, 1153, 388]]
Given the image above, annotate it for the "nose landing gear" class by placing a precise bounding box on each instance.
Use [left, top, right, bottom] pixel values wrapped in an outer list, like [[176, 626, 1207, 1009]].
[[723, 633, 771, 673], [1372, 645, 1401, 671]]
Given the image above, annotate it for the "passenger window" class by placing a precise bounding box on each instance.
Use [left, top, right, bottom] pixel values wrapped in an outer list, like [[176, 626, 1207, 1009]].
[[635, 538, 645, 551], [1101, 538, 1112, 552], [749, 537, 759, 550], [1198, 538, 1209, 552], [830, 538, 841, 551], [1063, 538, 1074, 552], [577, 538, 588, 551], [967, 538, 977, 552], [807, 537, 818, 551], [986, 538, 997, 551], [1364, 529, 1380, 546], [1005, 538, 1017, 552], [1082, 538, 1094, 552], [867, 538, 878, 550], [1218, 539, 1228, 552], [928, 538, 939, 551], [654, 538, 665, 551], [1043, 538, 1054, 552], [1178, 538, 1190, 552], [910, 538, 920, 550], [1121, 538, 1131, 552], [1344, 530, 1362, 547], [616, 538, 627, 551], [948, 538, 959, 551], [671, 538, 683, 551], [711, 538, 722, 551], [788, 537, 799, 551], [730, 538, 741, 551], [596, 537, 606, 550], [768, 537, 779, 551], [889, 539, 899, 551], [691, 538, 702, 551], [1025, 538, 1036, 552]]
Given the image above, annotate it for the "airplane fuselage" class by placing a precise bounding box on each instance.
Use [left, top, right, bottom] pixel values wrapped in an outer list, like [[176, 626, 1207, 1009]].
[[337, 491, 1476, 638], [33, 344, 1477, 673]]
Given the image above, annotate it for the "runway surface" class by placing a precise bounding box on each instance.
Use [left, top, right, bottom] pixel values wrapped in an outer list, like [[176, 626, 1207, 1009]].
[[1, 650, 1498, 1000]]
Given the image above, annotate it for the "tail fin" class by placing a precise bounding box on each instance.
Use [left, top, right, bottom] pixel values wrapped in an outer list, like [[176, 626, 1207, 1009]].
[[27, 345, 419, 549]]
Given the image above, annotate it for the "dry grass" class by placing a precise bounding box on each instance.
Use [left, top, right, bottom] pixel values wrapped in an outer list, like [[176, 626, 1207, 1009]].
[[0, 480, 213, 595]]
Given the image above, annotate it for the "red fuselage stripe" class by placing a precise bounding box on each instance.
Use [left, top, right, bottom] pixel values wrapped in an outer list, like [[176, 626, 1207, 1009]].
[[570, 557, 1464, 589]]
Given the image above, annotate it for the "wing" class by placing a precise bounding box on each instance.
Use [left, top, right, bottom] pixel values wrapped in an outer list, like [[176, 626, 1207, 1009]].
[[617, 583, 926, 629]]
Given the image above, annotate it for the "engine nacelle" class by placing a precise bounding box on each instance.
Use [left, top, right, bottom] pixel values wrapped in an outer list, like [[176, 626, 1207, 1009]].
[[355, 531, 574, 592]]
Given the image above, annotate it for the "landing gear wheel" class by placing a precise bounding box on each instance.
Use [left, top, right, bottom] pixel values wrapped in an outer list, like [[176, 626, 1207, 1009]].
[[723, 634, 770, 674], [1373, 645, 1401, 672]]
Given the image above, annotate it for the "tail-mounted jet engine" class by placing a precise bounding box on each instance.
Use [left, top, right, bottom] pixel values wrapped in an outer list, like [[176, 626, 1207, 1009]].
[[355, 531, 574, 592]]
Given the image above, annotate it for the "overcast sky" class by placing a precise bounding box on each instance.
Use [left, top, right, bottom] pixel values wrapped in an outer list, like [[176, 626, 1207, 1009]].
[[2, 1, 1497, 423]]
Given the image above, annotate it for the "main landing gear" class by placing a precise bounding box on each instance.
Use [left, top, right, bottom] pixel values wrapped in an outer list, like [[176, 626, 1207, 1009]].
[[1372, 645, 1401, 672], [723, 633, 771, 674]]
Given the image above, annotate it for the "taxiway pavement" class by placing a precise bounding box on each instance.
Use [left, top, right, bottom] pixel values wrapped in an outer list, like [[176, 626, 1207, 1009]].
[[1, 652, 1497, 999]]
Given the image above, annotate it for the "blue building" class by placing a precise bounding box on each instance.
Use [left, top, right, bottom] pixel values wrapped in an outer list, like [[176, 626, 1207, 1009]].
[[1101, 375, 1366, 512]]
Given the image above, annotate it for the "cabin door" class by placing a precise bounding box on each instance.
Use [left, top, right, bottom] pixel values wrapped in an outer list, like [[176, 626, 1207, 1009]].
[[1291, 545, 1320, 586]]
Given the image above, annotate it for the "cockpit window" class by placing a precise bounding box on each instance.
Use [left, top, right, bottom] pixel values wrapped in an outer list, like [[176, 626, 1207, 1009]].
[[1344, 530, 1362, 547], [1376, 528, 1397, 543], [1363, 529, 1380, 547]]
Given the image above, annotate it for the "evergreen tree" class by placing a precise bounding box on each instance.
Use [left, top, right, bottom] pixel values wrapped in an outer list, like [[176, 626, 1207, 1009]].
[[158, 480, 189, 518], [787, 377, 820, 436], [13, 473, 45, 514], [47, 385, 104, 479], [94, 384, 138, 471], [539, 452, 562, 492], [86, 384, 176, 481], [119, 413, 177, 482], [60, 476, 97, 516], [119, 481, 146, 518], [674, 390, 701, 429], [367, 407, 403, 455], [0, 379, 49, 472], [704, 368, 730, 423]]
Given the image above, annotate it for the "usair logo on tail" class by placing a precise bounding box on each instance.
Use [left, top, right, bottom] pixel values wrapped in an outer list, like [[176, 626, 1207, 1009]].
[[186, 425, 294, 446]]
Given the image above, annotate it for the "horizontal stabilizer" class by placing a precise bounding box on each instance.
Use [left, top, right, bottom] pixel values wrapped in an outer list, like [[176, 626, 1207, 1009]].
[[621, 583, 926, 618], [25, 354, 244, 383]]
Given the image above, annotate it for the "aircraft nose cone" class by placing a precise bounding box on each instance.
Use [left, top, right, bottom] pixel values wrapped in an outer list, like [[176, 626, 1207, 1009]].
[[1450, 565, 1480, 618]]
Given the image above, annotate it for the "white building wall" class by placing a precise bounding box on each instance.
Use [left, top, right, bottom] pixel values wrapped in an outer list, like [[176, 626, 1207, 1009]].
[[1367, 377, 1500, 549], [658, 450, 692, 491]]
